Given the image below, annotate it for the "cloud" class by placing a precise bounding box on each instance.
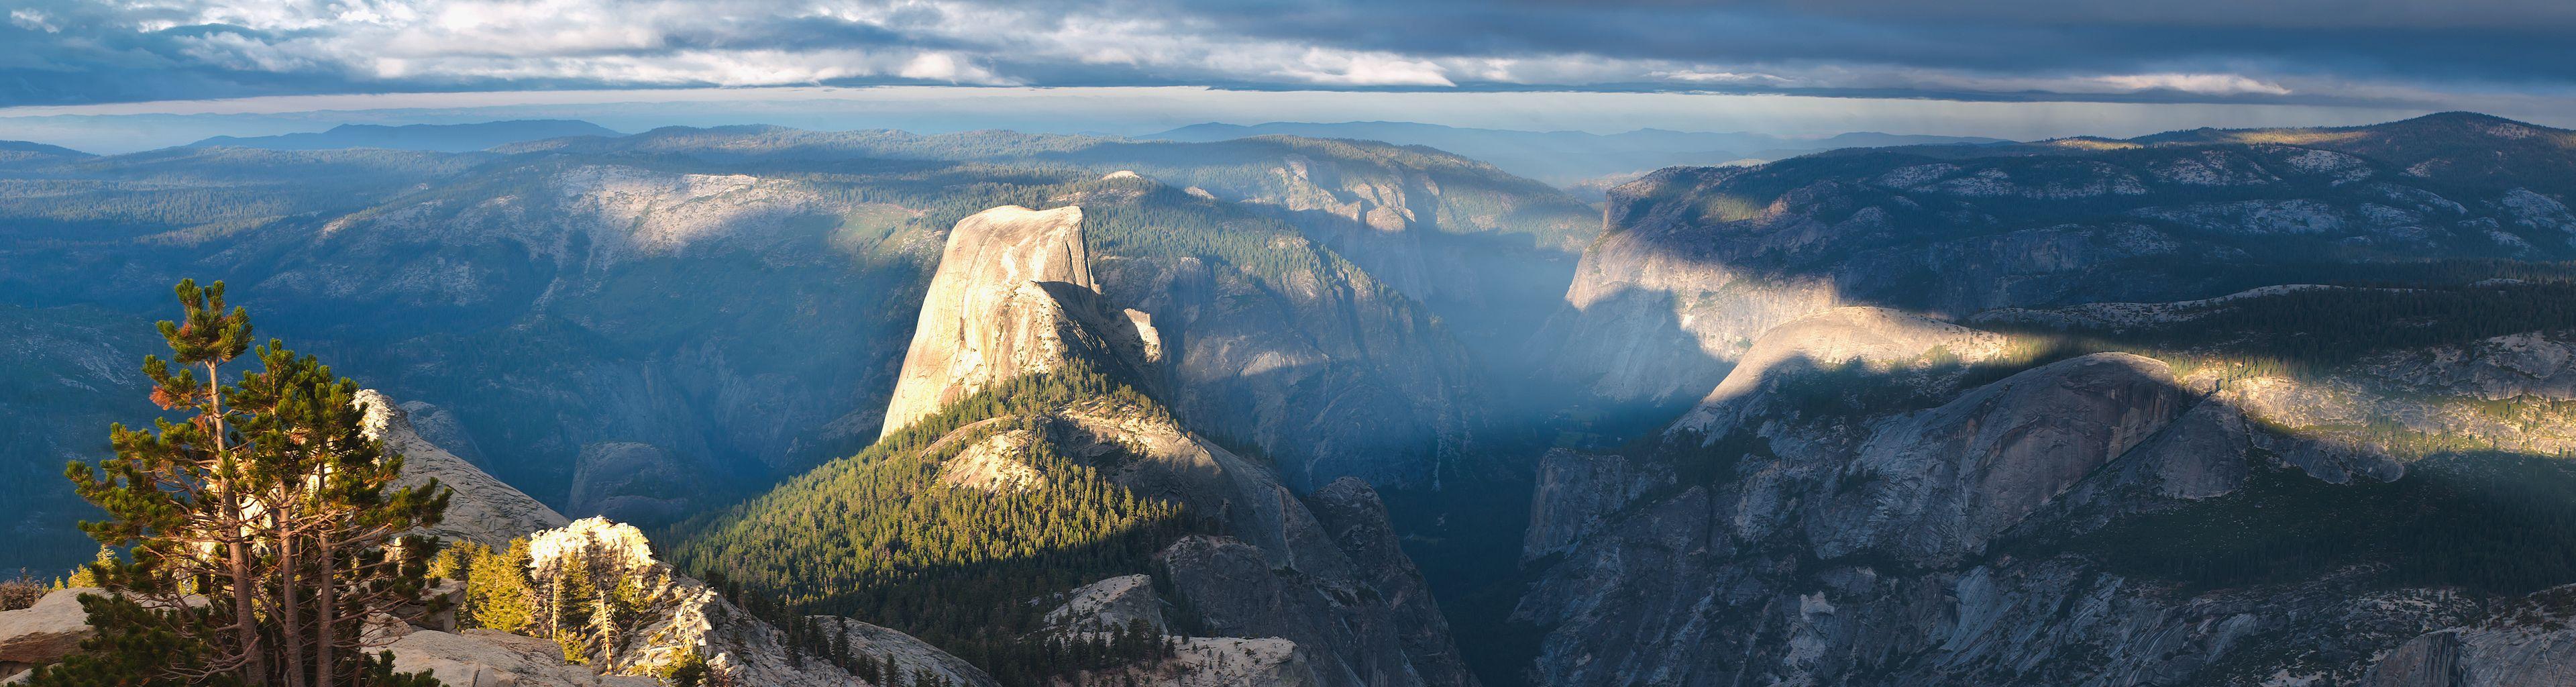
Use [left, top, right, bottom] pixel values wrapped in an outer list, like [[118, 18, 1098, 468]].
[[0, 0, 2567, 108]]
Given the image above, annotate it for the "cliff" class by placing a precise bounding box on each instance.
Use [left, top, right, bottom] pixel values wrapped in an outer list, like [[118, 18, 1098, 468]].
[[1517, 284, 2576, 686], [882, 205, 1134, 436], [738, 203, 1472, 687]]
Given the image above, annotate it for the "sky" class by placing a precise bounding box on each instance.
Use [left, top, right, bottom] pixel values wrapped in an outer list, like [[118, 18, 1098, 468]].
[[4, 0, 2574, 152]]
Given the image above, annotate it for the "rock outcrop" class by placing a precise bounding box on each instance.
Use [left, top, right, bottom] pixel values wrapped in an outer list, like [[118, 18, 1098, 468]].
[[1306, 478, 1476, 687], [1809, 353, 2188, 565], [807, 617, 1000, 687], [2364, 585, 2576, 687], [0, 588, 97, 674], [1037, 576, 1326, 687], [390, 517, 996, 687], [863, 204, 1470, 687], [1041, 575, 1165, 635], [380, 629, 663, 687], [1052, 403, 1473, 687], [881, 205, 1151, 437]]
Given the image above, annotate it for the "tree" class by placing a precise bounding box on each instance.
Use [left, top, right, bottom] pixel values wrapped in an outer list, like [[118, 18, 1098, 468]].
[[660, 649, 710, 687], [464, 539, 538, 633], [36, 279, 451, 687]]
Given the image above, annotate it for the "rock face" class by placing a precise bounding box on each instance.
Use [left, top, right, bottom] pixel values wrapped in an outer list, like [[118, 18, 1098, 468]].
[[882, 205, 1122, 437], [1521, 449, 1668, 561], [1093, 245, 1470, 488], [808, 617, 1000, 687], [2363, 586, 2576, 687], [1540, 115, 2576, 409], [866, 204, 1471, 687], [1809, 353, 2188, 565], [359, 389, 570, 547], [1511, 345, 2418, 686], [1041, 575, 1165, 635], [1513, 284, 2576, 686], [1052, 405, 1474, 687], [1038, 576, 1326, 687], [1306, 478, 1476, 687], [1674, 307, 2012, 435]]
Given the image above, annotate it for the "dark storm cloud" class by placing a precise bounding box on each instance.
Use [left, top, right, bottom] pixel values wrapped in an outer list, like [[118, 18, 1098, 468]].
[[0, 0, 2568, 107]]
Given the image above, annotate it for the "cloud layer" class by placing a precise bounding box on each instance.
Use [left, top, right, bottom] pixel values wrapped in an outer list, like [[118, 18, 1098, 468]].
[[2, 0, 2570, 107]]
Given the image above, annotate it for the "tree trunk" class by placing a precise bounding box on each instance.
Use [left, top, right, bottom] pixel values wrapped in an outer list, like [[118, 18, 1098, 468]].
[[314, 535, 338, 687], [209, 357, 270, 687], [280, 524, 309, 687]]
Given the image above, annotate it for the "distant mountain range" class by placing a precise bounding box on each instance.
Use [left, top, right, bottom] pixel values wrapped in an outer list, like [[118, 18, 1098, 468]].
[[1142, 121, 2009, 187], [184, 119, 623, 152]]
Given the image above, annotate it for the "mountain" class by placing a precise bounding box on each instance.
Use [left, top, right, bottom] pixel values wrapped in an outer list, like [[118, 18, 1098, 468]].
[[0, 140, 92, 166], [1142, 121, 2007, 187], [1539, 111, 2576, 413], [0, 124, 1590, 572], [670, 204, 1473, 687], [185, 119, 623, 152], [1507, 112, 2576, 686]]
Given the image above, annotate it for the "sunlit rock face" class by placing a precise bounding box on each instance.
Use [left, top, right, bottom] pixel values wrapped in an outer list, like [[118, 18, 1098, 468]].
[[862, 203, 1473, 687], [881, 205, 1156, 437], [1517, 298, 2576, 685], [1541, 115, 2576, 412], [1512, 115, 2576, 686]]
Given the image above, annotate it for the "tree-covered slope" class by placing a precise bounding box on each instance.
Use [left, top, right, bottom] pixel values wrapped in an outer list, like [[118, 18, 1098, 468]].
[[0, 125, 1559, 571]]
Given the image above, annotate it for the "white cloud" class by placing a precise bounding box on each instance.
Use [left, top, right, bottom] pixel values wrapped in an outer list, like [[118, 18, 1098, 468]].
[[2085, 73, 2292, 96], [1279, 49, 1454, 87], [9, 9, 60, 32], [0, 0, 2511, 107]]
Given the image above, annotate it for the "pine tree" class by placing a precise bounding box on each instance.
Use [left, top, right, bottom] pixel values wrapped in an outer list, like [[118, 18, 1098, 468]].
[[38, 279, 451, 687], [464, 539, 537, 633], [833, 623, 853, 672]]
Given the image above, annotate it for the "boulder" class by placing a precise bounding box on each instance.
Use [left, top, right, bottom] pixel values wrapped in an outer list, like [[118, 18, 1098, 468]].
[[383, 629, 663, 687], [0, 588, 98, 668]]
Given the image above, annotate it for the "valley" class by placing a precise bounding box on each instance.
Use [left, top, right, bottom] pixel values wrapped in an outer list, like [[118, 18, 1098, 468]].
[[8, 111, 2576, 687]]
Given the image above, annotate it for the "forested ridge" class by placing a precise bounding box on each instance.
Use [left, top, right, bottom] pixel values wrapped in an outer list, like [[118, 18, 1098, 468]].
[[667, 360, 1210, 685]]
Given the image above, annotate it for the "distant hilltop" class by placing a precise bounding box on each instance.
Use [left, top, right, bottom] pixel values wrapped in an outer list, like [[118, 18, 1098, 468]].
[[1142, 120, 2007, 187], [185, 119, 623, 153]]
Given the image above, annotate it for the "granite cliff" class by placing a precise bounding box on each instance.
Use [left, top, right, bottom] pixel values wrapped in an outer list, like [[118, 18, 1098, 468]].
[[680, 203, 1473, 687], [1508, 113, 2576, 686]]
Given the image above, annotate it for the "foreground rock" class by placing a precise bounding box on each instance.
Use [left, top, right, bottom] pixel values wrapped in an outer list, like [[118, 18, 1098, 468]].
[[382, 629, 663, 687], [0, 588, 97, 674]]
